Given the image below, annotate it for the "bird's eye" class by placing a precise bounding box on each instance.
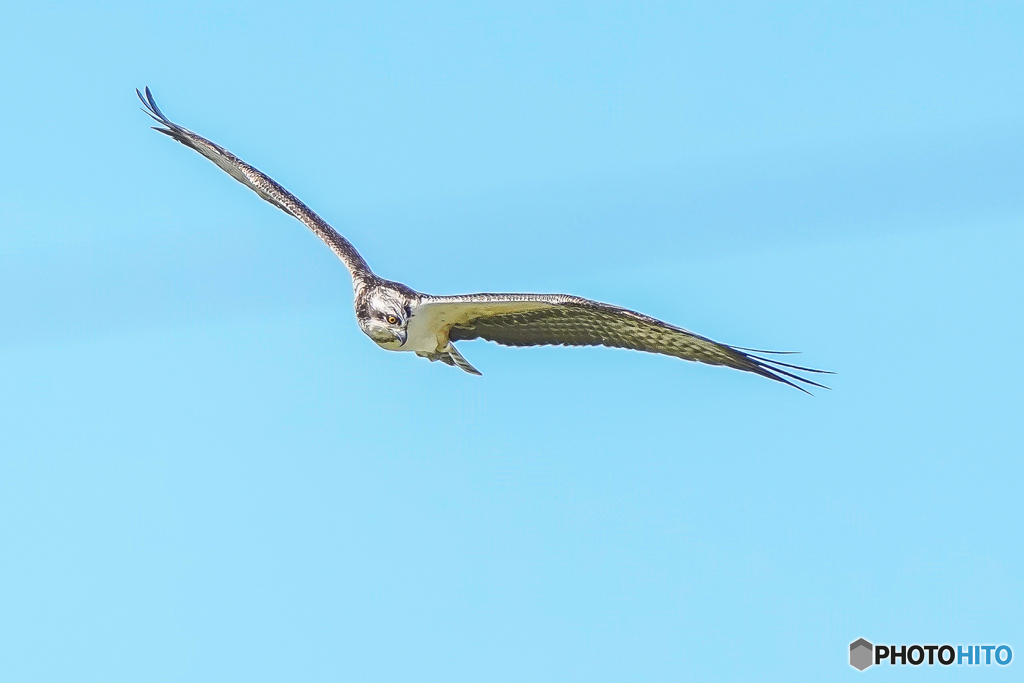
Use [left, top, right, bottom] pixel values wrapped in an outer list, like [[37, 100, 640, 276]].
[[387, 315, 398, 324]]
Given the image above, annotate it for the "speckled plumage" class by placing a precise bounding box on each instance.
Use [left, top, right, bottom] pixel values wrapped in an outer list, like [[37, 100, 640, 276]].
[[139, 87, 829, 392]]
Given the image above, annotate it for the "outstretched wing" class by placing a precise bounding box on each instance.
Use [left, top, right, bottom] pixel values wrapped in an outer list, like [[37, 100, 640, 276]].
[[137, 87, 372, 280], [418, 293, 830, 392]]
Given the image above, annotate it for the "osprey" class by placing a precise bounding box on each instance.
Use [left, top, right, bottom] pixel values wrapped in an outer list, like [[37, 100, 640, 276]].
[[138, 88, 828, 392]]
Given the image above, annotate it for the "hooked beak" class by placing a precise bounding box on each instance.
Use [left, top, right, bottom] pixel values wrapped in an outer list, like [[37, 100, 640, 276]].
[[395, 329, 408, 347]]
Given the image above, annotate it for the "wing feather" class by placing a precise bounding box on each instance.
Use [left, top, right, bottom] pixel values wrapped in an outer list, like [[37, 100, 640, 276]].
[[421, 293, 829, 392], [137, 87, 371, 280]]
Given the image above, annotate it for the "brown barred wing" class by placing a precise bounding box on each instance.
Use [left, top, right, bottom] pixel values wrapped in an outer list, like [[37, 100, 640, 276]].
[[445, 296, 829, 392], [137, 87, 372, 279]]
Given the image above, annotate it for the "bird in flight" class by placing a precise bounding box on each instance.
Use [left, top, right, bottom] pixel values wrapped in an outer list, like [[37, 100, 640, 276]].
[[138, 87, 828, 392]]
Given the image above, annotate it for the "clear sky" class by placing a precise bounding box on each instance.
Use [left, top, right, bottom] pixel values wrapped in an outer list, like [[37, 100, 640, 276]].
[[1, 2, 1022, 681]]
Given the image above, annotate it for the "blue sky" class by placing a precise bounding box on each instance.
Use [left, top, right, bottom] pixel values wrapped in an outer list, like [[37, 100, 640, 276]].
[[1, 2, 1022, 681]]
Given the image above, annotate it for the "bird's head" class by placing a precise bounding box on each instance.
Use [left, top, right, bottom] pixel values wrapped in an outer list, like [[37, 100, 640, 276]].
[[357, 285, 411, 349]]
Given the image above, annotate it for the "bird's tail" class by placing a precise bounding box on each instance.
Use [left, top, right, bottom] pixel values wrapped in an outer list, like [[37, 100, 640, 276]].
[[444, 344, 482, 375]]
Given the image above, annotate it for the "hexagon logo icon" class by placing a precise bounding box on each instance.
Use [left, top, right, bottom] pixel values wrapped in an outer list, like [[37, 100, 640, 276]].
[[850, 638, 874, 671]]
